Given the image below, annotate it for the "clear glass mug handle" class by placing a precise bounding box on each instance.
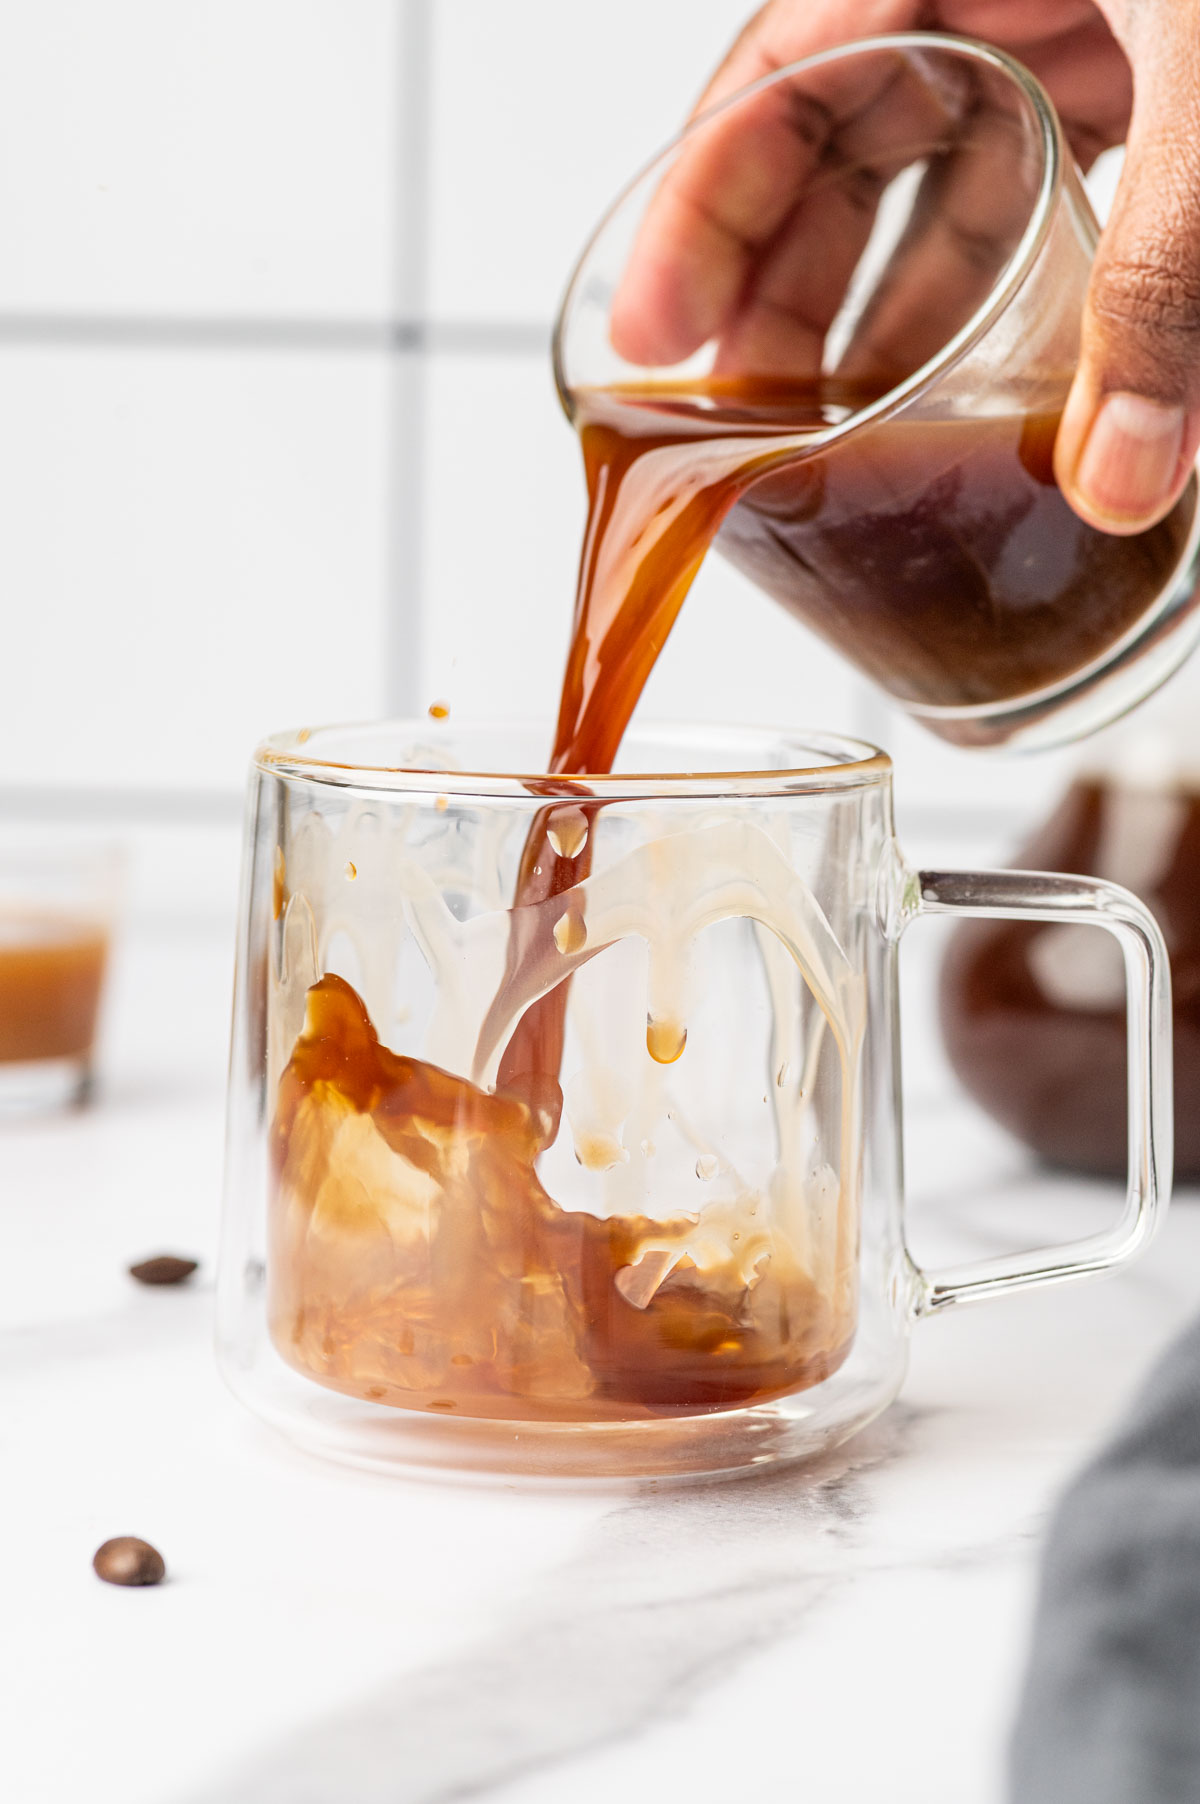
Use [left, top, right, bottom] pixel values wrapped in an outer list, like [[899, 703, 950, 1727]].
[[898, 867, 1173, 1313]]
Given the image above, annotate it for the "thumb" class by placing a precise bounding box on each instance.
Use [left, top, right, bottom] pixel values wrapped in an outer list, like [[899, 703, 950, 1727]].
[[1055, 8, 1200, 536]]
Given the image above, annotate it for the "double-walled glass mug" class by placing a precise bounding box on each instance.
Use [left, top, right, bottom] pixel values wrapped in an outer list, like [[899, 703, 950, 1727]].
[[554, 33, 1200, 751], [218, 723, 1171, 1482]]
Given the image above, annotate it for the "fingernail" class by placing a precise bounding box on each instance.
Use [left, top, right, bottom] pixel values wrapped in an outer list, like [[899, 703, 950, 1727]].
[[1074, 392, 1185, 525]]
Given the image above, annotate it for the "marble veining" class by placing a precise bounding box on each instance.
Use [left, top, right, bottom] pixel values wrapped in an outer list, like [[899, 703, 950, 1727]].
[[6, 929, 1200, 1804], [187, 1417, 923, 1804]]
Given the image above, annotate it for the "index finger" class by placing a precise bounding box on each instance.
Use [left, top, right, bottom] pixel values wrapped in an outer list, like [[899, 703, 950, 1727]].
[[608, 45, 916, 368], [835, 60, 1045, 387]]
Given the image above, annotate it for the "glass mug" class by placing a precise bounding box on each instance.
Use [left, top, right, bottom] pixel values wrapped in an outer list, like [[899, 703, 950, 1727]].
[[553, 33, 1200, 751], [217, 722, 1171, 1482]]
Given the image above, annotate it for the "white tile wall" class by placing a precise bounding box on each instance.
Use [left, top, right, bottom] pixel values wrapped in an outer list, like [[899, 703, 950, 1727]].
[[639, 548, 865, 740], [0, 7, 1146, 861], [0, 345, 391, 792], [427, 0, 751, 325], [420, 350, 580, 719], [0, 2, 397, 318]]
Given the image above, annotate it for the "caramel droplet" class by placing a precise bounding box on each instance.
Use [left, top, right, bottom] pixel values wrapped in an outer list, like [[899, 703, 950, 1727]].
[[272, 846, 286, 921], [344, 862, 357, 881], [428, 701, 450, 720], [296, 726, 311, 744], [553, 907, 586, 956], [547, 807, 589, 860], [435, 794, 449, 813], [646, 1017, 687, 1064], [695, 1153, 719, 1181], [776, 1062, 791, 1088]]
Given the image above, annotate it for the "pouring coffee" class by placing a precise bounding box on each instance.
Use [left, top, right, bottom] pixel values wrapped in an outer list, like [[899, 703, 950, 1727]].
[[553, 33, 1200, 752], [219, 37, 1180, 1479]]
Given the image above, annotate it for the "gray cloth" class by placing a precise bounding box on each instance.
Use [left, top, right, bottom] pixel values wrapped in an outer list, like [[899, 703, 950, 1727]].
[[1010, 1311, 1200, 1802]]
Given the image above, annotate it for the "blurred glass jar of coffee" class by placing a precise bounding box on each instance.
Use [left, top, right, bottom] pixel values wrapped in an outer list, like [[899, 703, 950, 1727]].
[[940, 680, 1200, 1177], [0, 843, 121, 1113]]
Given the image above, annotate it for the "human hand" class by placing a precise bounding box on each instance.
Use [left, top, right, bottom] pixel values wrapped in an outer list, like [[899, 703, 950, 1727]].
[[610, 1, 1200, 535]]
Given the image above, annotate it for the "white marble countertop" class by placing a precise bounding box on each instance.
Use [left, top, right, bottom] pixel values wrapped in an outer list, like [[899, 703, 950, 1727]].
[[4, 920, 1199, 1804]]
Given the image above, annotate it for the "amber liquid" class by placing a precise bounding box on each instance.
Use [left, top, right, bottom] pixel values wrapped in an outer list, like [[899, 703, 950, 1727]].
[[941, 776, 1200, 1180], [0, 916, 107, 1065], [271, 377, 1192, 1420], [272, 975, 849, 1418]]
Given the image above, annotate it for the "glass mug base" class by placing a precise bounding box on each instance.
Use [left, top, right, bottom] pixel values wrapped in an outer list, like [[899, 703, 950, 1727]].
[[218, 723, 1171, 1485], [218, 1349, 908, 1486]]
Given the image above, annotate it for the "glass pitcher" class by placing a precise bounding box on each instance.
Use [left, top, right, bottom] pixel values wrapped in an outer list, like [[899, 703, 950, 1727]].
[[553, 33, 1200, 752]]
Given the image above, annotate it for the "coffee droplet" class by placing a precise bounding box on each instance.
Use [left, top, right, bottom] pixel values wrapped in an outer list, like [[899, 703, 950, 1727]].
[[646, 1017, 687, 1064], [93, 1537, 166, 1587], [128, 1255, 198, 1286], [428, 701, 450, 720], [776, 1062, 791, 1088], [344, 862, 357, 881], [695, 1154, 719, 1181], [547, 807, 589, 860], [553, 907, 586, 956]]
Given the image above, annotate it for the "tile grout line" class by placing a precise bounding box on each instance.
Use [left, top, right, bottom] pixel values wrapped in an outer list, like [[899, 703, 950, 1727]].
[[383, 0, 436, 717], [0, 788, 243, 823], [0, 314, 551, 354], [0, 783, 1036, 836]]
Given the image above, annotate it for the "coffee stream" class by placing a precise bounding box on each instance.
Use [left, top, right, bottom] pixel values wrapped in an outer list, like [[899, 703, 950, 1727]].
[[269, 376, 1191, 1422]]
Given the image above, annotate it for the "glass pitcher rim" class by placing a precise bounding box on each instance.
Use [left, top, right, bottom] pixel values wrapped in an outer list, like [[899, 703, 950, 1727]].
[[551, 29, 1065, 446], [254, 718, 893, 799]]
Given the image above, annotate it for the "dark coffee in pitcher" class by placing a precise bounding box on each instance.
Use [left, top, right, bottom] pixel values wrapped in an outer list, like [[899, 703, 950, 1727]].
[[940, 774, 1200, 1179], [572, 378, 1196, 743]]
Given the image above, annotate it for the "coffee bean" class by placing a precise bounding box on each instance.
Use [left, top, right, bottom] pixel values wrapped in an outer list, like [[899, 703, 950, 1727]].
[[93, 1537, 166, 1587], [128, 1255, 198, 1286]]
